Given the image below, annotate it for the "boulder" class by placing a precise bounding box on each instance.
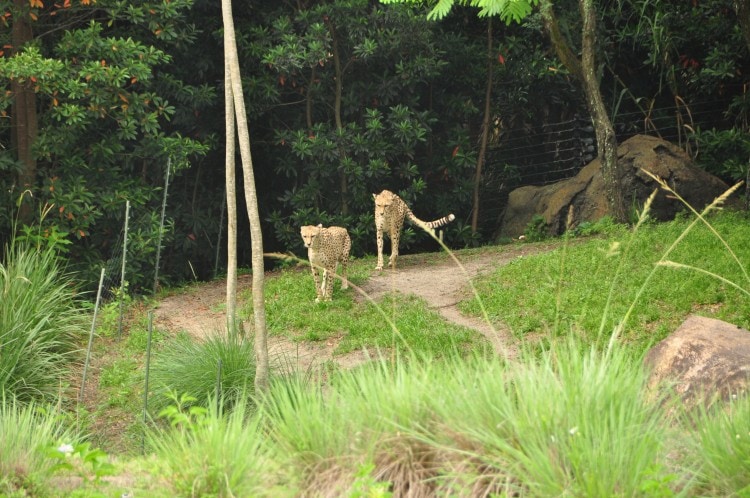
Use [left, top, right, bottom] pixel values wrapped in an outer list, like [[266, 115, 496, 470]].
[[644, 315, 750, 409], [499, 135, 731, 238]]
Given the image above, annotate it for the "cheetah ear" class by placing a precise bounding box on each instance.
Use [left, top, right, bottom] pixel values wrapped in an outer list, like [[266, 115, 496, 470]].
[[317, 223, 323, 228], [372, 193, 377, 199]]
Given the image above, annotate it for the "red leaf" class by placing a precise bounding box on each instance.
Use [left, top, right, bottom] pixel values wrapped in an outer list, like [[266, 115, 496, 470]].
[[497, 53, 506, 65], [452, 145, 460, 158]]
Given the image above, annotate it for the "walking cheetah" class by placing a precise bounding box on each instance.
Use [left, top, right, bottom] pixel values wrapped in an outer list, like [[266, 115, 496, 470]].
[[300, 224, 351, 302], [373, 190, 455, 270]]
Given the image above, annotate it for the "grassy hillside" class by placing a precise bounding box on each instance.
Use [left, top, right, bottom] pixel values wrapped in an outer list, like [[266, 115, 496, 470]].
[[2, 203, 750, 496]]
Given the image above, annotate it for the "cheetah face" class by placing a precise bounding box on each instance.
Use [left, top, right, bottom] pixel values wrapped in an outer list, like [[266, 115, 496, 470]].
[[300, 224, 323, 248], [373, 192, 393, 217]]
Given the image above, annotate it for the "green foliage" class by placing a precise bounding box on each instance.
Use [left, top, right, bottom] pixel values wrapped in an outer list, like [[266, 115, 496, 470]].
[[692, 127, 750, 183], [47, 441, 116, 484], [381, 0, 540, 24], [0, 397, 80, 496], [523, 213, 547, 241], [147, 333, 256, 414], [0, 243, 83, 402], [149, 394, 282, 497], [0, 0, 212, 291]]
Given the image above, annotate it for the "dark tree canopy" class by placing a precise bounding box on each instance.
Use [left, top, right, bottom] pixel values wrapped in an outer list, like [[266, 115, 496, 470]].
[[1, 0, 747, 292]]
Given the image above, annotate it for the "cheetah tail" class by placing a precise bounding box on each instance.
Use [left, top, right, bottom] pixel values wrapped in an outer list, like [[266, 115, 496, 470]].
[[408, 211, 456, 229]]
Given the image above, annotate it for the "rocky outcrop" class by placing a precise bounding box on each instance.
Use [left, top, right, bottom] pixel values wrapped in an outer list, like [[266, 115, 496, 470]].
[[644, 315, 750, 409], [499, 135, 731, 238]]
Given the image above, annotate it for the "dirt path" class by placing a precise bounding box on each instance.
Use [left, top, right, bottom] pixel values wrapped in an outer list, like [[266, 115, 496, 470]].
[[152, 243, 553, 369]]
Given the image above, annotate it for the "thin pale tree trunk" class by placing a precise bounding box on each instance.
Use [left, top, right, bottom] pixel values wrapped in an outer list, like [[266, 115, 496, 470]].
[[471, 18, 493, 235], [224, 60, 238, 335], [221, 0, 269, 391]]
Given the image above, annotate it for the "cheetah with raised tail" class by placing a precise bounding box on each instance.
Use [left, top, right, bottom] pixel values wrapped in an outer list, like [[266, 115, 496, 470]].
[[300, 224, 351, 302], [373, 190, 455, 271]]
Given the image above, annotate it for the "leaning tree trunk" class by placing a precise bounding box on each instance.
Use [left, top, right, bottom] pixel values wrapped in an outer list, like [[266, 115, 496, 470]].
[[579, 0, 625, 222], [11, 0, 37, 224], [221, 0, 269, 392], [471, 17, 493, 235], [540, 0, 626, 223]]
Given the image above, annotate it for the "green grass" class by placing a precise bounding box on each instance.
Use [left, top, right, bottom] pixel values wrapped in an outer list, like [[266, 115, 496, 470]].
[[689, 395, 750, 495], [147, 332, 257, 414], [256, 261, 487, 357], [0, 396, 80, 496], [0, 243, 84, 403], [248, 341, 675, 496], [460, 210, 750, 353]]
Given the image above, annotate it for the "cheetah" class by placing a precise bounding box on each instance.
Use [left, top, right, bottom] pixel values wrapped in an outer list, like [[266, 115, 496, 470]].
[[373, 190, 455, 271], [300, 224, 351, 302]]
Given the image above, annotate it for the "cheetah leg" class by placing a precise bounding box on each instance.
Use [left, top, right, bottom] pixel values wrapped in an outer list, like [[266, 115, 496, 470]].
[[322, 267, 334, 301], [341, 239, 351, 289], [388, 230, 399, 269], [311, 267, 323, 302], [340, 261, 349, 290], [375, 229, 385, 271]]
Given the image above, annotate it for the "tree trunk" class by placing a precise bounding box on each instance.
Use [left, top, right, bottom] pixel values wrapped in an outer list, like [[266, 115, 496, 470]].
[[11, 0, 37, 224], [579, 0, 625, 222], [224, 59, 238, 336], [221, 0, 269, 392], [734, 0, 750, 54], [326, 18, 349, 216], [540, 0, 626, 222], [471, 18, 493, 235]]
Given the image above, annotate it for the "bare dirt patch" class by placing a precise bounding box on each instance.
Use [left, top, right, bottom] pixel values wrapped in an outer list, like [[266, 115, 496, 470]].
[[151, 242, 556, 368]]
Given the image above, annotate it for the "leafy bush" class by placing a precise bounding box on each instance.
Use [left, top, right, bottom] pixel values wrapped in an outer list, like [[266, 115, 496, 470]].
[[692, 127, 750, 183]]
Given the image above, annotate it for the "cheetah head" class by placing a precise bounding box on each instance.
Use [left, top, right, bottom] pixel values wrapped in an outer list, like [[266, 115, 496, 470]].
[[300, 224, 323, 248], [373, 190, 393, 217]]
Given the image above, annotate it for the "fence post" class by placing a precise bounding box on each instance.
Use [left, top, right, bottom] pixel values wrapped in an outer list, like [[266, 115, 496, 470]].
[[153, 157, 172, 294], [142, 311, 154, 454], [79, 268, 106, 406], [117, 200, 130, 340]]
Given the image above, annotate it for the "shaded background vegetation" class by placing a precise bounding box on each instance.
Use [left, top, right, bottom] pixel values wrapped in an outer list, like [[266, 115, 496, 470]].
[[1, 0, 748, 292]]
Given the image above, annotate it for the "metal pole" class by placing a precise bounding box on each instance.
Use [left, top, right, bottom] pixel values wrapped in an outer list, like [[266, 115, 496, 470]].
[[215, 358, 223, 413], [153, 158, 172, 294], [79, 268, 106, 405], [142, 311, 154, 454], [117, 200, 130, 339]]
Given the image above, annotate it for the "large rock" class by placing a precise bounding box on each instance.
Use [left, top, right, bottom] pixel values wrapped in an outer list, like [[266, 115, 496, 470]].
[[644, 315, 750, 409], [499, 135, 731, 238]]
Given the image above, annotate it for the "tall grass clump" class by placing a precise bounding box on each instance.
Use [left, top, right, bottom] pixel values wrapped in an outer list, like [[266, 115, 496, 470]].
[[0, 243, 83, 402], [148, 395, 285, 497], [0, 396, 79, 494], [262, 355, 451, 496], [147, 332, 256, 413], [259, 340, 679, 497], [422, 340, 677, 496], [689, 395, 750, 495]]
